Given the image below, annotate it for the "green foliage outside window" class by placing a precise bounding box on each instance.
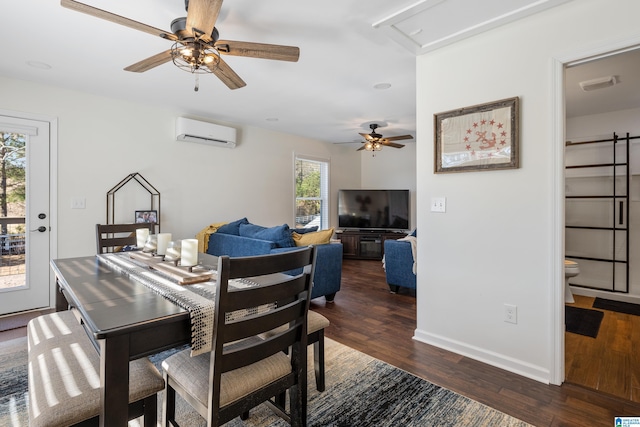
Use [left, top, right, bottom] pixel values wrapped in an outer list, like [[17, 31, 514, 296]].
[[0, 132, 26, 234]]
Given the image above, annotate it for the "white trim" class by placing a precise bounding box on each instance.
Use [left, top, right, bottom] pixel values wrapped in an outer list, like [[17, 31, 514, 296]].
[[549, 57, 565, 386], [0, 109, 58, 309], [550, 34, 640, 386], [413, 329, 550, 384]]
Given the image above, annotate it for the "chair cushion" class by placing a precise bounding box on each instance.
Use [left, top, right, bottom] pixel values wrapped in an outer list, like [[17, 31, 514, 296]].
[[162, 347, 291, 408], [307, 310, 330, 334], [27, 311, 165, 427]]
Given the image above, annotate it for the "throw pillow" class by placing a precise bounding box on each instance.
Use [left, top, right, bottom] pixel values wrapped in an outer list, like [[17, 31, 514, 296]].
[[291, 226, 318, 235], [195, 222, 228, 252], [216, 217, 249, 235], [239, 223, 295, 248], [291, 227, 334, 247]]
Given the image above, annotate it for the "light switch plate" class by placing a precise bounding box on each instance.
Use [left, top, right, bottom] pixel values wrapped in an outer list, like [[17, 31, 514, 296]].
[[71, 197, 86, 209], [431, 197, 446, 213]]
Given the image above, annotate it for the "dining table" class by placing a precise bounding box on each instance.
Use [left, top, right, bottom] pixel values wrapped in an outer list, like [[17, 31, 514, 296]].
[[50, 252, 223, 427]]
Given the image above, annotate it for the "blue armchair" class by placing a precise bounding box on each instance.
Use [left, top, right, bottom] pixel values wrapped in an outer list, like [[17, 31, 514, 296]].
[[383, 239, 416, 293]]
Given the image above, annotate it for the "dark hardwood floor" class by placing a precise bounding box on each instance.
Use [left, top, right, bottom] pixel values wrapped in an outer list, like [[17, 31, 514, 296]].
[[311, 259, 640, 427], [3, 259, 640, 426], [565, 294, 640, 402]]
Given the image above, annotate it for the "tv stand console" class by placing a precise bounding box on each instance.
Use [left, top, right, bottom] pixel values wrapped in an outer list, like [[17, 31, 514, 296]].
[[336, 230, 407, 260]]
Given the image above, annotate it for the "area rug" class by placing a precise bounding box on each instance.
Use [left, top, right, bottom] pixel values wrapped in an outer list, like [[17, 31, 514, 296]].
[[593, 297, 640, 316], [565, 305, 604, 338], [0, 335, 531, 427]]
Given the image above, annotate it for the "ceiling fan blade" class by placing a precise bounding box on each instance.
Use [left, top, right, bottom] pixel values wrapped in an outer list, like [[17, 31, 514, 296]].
[[383, 134, 414, 141], [381, 141, 405, 149], [356, 145, 366, 151], [207, 57, 246, 90], [124, 50, 173, 73], [186, 0, 223, 42], [60, 0, 177, 41], [216, 40, 300, 62], [359, 133, 374, 141]]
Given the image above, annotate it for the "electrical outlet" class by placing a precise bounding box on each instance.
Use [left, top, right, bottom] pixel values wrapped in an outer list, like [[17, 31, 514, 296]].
[[504, 304, 517, 324], [430, 197, 446, 213]]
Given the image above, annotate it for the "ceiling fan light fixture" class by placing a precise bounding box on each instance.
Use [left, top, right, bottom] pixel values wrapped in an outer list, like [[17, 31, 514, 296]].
[[364, 141, 382, 152], [171, 41, 219, 74]]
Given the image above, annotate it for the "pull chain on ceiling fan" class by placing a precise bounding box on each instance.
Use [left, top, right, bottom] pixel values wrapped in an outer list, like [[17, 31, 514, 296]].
[[60, 0, 300, 91], [358, 124, 413, 153]]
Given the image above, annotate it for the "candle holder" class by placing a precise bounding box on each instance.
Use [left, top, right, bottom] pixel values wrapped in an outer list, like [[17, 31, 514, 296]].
[[164, 241, 181, 263], [142, 235, 157, 254]]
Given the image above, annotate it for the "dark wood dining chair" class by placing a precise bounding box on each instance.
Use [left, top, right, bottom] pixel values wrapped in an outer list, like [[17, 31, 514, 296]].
[[162, 246, 317, 427], [96, 222, 153, 253], [261, 309, 329, 392], [27, 310, 164, 427]]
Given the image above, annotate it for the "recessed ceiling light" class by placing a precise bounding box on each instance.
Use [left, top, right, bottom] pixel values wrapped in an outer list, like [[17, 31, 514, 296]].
[[26, 61, 52, 70], [408, 29, 423, 36], [266, 117, 279, 122], [373, 83, 391, 90], [579, 75, 618, 92]]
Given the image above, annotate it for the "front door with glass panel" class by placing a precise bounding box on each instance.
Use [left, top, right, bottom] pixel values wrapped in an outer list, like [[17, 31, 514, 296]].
[[0, 116, 50, 315]]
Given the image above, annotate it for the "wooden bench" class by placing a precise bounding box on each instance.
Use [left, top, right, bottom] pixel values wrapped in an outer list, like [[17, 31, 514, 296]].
[[27, 310, 164, 427]]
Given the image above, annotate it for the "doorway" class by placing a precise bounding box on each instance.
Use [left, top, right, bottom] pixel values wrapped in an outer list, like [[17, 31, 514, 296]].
[[0, 114, 55, 315], [563, 48, 640, 399]]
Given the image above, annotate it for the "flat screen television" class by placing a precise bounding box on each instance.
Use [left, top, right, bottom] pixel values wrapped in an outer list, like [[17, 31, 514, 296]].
[[338, 189, 410, 231]]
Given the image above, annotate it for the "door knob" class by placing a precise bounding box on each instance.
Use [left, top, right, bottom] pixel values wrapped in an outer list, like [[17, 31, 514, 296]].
[[31, 226, 47, 232]]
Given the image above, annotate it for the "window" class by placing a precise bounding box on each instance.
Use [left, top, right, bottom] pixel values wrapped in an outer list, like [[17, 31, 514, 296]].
[[295, 156, 329, 230]]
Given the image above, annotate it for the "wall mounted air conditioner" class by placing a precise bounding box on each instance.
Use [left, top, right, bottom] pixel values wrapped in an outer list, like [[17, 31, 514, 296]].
[[175, 117, 237, 148]]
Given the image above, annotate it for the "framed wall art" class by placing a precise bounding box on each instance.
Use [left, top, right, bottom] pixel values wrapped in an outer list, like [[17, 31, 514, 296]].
[[434, 97, 519, 173]]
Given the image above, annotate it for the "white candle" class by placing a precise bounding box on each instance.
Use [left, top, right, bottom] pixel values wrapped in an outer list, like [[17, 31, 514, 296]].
[[181, 238, 198, 267], [136, 228, 149, 248], [156, 233, 172, 255]]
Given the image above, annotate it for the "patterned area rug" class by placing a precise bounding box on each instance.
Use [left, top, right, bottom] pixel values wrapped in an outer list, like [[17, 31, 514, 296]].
[[0, 335, 530, 427]]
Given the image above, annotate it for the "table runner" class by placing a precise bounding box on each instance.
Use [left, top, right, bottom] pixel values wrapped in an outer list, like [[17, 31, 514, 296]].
[[98, 253, 271, 357]]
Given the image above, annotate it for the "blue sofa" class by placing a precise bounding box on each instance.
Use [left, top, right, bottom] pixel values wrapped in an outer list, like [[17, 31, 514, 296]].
[[384, 238, 416, 293], [206, 221, 342, 302]]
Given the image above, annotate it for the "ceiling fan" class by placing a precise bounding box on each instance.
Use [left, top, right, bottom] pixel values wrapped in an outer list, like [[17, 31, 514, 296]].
[[358, 124, 413, 152], [60, 0, 300, 90]]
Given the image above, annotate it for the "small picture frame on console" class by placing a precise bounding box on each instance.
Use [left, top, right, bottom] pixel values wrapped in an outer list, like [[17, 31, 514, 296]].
[[135, 210, 157, 224]]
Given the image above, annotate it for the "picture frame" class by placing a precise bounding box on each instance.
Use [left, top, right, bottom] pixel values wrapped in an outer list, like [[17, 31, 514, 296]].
[[135, 210, 157, 224], [434, 97, 519, 173]]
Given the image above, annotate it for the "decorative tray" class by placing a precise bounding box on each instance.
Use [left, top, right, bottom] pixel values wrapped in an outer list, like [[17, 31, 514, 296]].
[[128, 251, 213, 285]]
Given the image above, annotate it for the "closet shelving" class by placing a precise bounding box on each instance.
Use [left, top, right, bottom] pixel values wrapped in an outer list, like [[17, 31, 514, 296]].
[[565, 132, 638, 293]]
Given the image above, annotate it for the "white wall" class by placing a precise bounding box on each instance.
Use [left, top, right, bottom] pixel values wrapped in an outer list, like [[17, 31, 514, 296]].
[[415, 0, 640, 384], [566, 107, 640, 302], [0, 76, 362, 258]]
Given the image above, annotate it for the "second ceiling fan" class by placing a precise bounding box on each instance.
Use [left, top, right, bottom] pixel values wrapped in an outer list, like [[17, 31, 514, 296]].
[[60, 0, 300, 90], [358, 124, 413, 152]]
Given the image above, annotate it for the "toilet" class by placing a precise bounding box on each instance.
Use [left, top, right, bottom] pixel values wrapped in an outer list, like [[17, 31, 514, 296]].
[[564, 260, 580, 303]]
